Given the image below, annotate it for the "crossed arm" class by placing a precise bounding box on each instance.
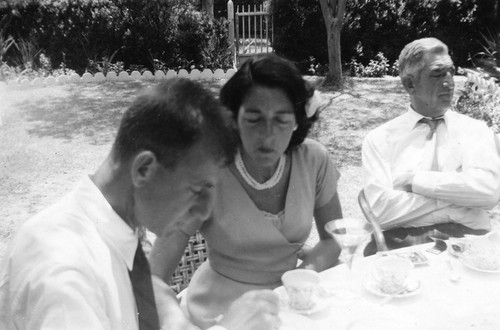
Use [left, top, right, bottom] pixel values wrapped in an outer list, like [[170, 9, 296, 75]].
[[362, 128, 500, 229]]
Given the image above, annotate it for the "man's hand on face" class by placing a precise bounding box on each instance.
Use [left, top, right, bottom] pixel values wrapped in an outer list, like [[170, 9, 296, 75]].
[[218, 290, 281, 330], [393, 171, 416, 192], [158, 213, 205, 239]]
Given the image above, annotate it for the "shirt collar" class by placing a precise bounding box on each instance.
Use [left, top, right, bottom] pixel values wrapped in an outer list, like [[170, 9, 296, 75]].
[[74, 175, 138, 270], [405, 104, 450, 131]]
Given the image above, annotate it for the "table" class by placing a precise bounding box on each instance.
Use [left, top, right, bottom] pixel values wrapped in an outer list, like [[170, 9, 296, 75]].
[[279, 243, 500, 330]]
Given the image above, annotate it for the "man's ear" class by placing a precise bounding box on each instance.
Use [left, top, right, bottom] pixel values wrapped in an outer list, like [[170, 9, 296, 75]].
[[402, 76, 416, 95], [131, 151, 159, 188]]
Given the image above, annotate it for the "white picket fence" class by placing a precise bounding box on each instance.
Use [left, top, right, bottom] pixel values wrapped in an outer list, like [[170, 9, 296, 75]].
[[3, 68, 238, 89]]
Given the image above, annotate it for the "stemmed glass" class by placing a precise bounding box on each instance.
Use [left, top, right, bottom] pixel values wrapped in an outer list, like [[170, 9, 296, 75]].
[[324, 217, 374, 301]]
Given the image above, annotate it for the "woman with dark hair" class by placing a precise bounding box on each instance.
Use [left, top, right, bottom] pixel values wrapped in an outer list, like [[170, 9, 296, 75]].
[[151, 54, 343, 329]]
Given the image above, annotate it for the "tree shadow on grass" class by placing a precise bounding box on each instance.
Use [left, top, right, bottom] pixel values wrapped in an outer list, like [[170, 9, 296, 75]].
[[11, 80, 227, 146], [11, 81, 158, 145]]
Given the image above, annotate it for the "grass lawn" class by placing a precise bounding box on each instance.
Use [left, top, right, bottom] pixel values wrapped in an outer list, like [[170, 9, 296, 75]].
[[0, 76, 498, 258]]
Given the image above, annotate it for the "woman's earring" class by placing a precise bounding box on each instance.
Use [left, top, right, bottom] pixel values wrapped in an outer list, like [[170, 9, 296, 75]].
[[293, 125, 298, 131]]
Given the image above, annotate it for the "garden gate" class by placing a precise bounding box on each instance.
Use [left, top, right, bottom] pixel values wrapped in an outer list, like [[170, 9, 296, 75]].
[[227, 1, 273, 67]]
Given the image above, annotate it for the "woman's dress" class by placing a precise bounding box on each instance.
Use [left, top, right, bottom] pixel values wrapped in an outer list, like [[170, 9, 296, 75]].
[[185, 139, 340, 328]]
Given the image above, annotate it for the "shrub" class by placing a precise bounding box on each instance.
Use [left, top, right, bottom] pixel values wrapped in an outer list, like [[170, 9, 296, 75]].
[[0, 0, 233, 74], [0, 35, 15, 63], [271, 0, 327, 64], [200, 17, 233, 70], [271, 0, 500, 70], [349, 52, 393, 78], [456, 69, 500, 134], [456, 31, 500, 134], [389, 59, 399, 77], [472, 31, 500, 82]]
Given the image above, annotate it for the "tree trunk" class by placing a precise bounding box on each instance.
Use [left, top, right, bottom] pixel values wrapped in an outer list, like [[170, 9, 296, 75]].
[[319, 0, 346, 88], [202, 0, 214, 18]]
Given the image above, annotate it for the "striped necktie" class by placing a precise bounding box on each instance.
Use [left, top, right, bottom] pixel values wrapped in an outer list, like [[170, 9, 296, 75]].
[[129, 242, 160, 330], [419, 117, 444, 171]]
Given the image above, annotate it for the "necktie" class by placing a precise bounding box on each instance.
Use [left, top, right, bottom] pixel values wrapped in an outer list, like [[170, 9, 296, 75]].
[[129, 242, 160, 330], [419, 117, 444, 171]]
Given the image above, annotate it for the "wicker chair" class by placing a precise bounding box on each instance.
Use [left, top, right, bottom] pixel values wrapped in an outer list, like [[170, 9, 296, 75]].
[[167, 231, 208, 294]]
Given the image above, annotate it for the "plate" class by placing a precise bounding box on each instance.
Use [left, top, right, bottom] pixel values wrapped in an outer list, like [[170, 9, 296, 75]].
[[274, 286, 331, 316], [456, 238, 500, 273], [279, 311, 316, 330], [363, 274, 421, 298], [460, 256, 500, 273]]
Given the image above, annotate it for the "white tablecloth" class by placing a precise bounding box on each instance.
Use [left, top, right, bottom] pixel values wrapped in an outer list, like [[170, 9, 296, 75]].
[[279, 243, 500, 330]]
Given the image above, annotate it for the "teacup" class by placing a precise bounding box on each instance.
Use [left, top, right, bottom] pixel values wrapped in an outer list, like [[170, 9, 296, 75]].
[[281, 269, 320, 310], [373, 255, 413, 295]]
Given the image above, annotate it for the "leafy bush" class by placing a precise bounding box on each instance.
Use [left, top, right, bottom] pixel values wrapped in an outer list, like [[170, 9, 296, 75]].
[[456, 69, 500, 134], [349, 52, 393, 78], [298, 56, 328, 76], [456, 32, 500, 134], [200, 18, 233, 70], [271, 0, 327, 65], [0, 34, 15, 62], [272, 0, 500, 70], [389, 59, 399, 77], [0, 0, 234, 75], [472, 31, 500, 82]]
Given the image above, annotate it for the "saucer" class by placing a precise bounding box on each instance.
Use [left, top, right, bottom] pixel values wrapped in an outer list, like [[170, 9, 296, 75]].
[[363, 274, 421, 298], [274, 286, 331, 316], [279, 311, 316, 330]]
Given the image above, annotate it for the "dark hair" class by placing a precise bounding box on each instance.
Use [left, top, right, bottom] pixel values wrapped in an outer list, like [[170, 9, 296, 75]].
[[220, 54, 318, 151], [112, 78, 238, 168]]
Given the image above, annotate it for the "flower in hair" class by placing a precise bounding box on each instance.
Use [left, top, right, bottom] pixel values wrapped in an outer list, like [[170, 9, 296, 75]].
[[305, 90, 329, 118]]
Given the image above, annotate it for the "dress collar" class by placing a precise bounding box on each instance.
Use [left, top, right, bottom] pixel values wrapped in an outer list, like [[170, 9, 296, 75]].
[[74, 175, 138, 270]]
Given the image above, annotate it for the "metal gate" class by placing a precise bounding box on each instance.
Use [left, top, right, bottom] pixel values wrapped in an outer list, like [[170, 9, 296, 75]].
[[227, 1, 273, 67]]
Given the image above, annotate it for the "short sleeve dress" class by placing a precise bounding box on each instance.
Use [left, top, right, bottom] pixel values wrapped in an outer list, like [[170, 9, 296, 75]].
[[184, 139, 340, 328]]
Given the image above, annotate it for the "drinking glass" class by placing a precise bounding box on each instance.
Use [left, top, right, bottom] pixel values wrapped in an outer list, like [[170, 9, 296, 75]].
[[324, 217, 374, 301]]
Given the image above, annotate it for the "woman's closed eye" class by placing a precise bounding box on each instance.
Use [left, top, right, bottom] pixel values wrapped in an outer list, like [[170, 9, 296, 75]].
[[245, 116, 261, 124], [275, 117, 294, 125]]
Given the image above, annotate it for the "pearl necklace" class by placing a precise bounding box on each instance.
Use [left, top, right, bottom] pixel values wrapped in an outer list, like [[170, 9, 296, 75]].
[[235, 150, 286, 190]]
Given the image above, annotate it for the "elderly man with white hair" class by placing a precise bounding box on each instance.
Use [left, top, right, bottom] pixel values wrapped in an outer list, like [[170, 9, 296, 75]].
[[362, 37, 500, 254]]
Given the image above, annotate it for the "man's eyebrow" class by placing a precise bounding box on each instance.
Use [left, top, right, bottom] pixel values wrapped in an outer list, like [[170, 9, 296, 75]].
[[431, 65, 453, 73]]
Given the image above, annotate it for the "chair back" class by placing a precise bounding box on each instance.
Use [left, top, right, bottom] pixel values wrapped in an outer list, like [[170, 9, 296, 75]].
[[167, 232, 208, 294], [357, 189, 389, 253]]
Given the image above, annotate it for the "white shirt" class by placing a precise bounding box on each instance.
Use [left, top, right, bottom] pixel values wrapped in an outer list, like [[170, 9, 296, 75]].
[[362, 106, 500, 230], [0, 176, 139, 330]]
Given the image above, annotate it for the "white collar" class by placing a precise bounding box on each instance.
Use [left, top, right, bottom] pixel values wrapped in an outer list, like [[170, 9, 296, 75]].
[[74, 175, 138, 270], [405, 105, 451, 131]]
